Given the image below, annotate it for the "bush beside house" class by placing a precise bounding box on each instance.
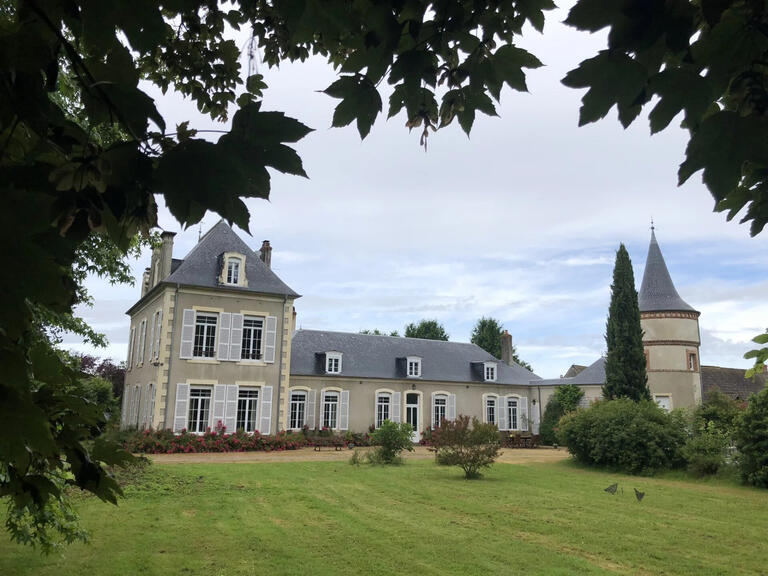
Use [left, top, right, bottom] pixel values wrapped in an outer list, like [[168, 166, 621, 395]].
[[432, 415, 501, 479], [735, 386, 768, 488], [558, 399, 687, 475]]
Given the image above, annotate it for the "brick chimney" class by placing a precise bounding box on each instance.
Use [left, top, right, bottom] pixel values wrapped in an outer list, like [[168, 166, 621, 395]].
[[500, 330, 514, 365], [260, 240, 272, 269], [160, 231, 176, 278], [141, 268, 151, 297]]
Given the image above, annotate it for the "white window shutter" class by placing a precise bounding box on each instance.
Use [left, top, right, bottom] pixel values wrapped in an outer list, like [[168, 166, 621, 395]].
[[391, 392, 401, 423], [520, 397, 529, 432], [532, 401, 540, 435], [229, 314, 243, 361], [217, 313, 232, 360], [127, 327, 135, 367], [430, 393, 437, 428], [148, 315, 155, 363], [498, 397, 508, 431], [121, 387, 130, 427], [259, 386, 273, 434], [340, 390, 350, 430], [224, 385, 238, 433], [264, 316, 277, 363], [180, 309, 195, 359], [307, 390, 317, 429], [141, 384, 150, 428], [173, 383, 189, 432], [213, 384, 227, 429], [448, 394, 456, 421], [134, 386, 142, 426], [155, 310, 163, 360]]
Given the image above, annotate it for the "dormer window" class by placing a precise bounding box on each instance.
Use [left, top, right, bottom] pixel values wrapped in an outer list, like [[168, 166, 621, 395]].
[[226, 257, 241, 285], [326, 352, 342, 374], [407, 356, 422, 378], [484, 362, 497, 382], [219, 252, 247, 287]]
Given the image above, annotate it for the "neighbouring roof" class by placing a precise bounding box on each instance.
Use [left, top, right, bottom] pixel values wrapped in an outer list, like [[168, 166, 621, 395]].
[[563, 364, 587, 378], [701, 365, 766, 402], [638, 230, 696, 313], [164, 220, 299, 298], [537, 357, 606, 387], [290, 329, 541, 385]]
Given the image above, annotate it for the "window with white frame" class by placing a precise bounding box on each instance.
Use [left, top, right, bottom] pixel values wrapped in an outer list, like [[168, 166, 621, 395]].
[[289, 391, 307, 429], [187, 387, 212, 433], [226, 257, 241, 285], [127, 326, 135, 368], [326, 352, 342, 374], [376, 393, 391, 428], [236, 388, 259, 432], [507, 397, 519, 430], [193, 313, 217, 358], [323, 391, 339, 429], [433, 395, 447, 428], [407, 356, 421, 378], [655, 395, 672, 412], [484, 362, 497, 382], [146, 383, 155, 429], [486, 397, 496, 425], [687, 351, 698, 372], [137, 319, 147, 365], [241, 316, 264, 360], [152, 310, 163, 360]]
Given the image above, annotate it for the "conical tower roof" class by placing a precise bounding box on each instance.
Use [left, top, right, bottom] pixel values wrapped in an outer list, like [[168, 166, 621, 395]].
[[638, 230, 696, 313]]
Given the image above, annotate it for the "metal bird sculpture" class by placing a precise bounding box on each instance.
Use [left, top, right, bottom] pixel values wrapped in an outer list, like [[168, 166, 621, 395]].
[[634, 488, 645, 502], [604, 483, 618, 495]]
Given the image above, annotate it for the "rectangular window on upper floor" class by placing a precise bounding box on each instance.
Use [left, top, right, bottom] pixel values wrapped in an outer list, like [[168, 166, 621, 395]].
[[193, 313, 217, 358]]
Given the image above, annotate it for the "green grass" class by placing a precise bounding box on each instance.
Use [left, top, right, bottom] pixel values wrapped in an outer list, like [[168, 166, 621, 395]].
[[1, 459, 767, 575]]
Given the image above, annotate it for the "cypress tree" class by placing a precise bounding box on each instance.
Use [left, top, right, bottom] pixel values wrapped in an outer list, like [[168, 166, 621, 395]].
[[603, 244, 650, 401]]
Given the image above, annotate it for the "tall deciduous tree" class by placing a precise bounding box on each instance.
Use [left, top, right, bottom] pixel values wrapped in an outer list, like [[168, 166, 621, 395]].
[[603, 245, 650, 402], [404, 319, 449, 341], [470, 316, 532, 370]]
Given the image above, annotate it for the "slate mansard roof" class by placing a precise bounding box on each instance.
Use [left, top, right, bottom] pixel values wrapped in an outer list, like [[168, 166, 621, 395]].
[[638, 230, 696, 313], [165, 220, 299, 298], [290, 329, 542, 386], [536, 357, 606, 387]]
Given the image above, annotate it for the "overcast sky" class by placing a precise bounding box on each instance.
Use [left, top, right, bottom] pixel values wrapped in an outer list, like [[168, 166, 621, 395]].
[[68, 2, 768, 378]]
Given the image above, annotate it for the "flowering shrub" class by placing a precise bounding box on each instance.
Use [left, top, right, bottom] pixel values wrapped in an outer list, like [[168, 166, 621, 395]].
[[124, 427, 307, 454]]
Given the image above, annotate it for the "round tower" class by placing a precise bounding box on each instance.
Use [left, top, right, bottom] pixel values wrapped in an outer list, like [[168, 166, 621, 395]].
[[638, 229, 702, 408]]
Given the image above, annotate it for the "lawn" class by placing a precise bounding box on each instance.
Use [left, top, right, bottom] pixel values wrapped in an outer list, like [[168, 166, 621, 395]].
[[1, 459, 766, 575]]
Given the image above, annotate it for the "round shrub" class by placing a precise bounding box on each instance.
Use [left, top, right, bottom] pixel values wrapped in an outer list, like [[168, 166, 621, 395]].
[[734, 386, 768, 488], [557, 398, 687, 475], [370, 420, 414, 464], [683, 423, 730, 476]]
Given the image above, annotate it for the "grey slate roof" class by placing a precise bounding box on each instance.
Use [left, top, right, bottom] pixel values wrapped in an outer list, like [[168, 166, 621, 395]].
[[537, 357, 606, 387], [701, 366, 766, 402], [638, 230, 695, 313], [290, 329, 541, 385], [164, 220, 299, 298]]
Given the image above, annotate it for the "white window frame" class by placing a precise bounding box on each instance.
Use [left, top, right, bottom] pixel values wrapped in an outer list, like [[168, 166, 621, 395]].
[[236, 387, 260, 432], [326, 352, 342, 374], [137, 319, 147, 366], [226, 257, 241, 285], [151, 309, 162, 361], [407, 356, 422, 378], [654, 394, 673, 412], [193, 312, 218, 358], [147, 383, 156, 429], [322, 391, 340, 429], [507, 397, 519, 430], [187, 386, 212, 433], [127, 326, 135, 369], [376, 392, 392, 428], [241, 315, 265, 360], [485, 396, 497, 425], [484, 362, 497, 382], [289, 390, 308, 429], [433, 394, 447, 428]]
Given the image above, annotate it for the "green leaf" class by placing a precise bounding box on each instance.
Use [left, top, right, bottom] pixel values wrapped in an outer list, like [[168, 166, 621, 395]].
[[246, 74, 267, 97], [679, 111, 768, 200], [493, 45, 543, 93], [324, 75, 382, 139], [562, 51, 648, 127], [648, 68, 713, 133]]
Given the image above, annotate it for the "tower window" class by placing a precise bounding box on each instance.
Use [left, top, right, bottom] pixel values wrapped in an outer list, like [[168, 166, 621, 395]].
[[687, 351, 698, 372]]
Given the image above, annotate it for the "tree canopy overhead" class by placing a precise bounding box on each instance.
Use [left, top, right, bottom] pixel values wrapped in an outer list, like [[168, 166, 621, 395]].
[[405, 319, 450, 341], [470, 316, 532, 371]]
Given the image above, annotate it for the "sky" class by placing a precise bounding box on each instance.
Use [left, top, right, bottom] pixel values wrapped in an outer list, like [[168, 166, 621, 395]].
[[67, 2, 768, 379]]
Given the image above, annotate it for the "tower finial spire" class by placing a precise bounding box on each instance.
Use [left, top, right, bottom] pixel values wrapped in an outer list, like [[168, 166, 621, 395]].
[[650, 217, 655, 231]]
